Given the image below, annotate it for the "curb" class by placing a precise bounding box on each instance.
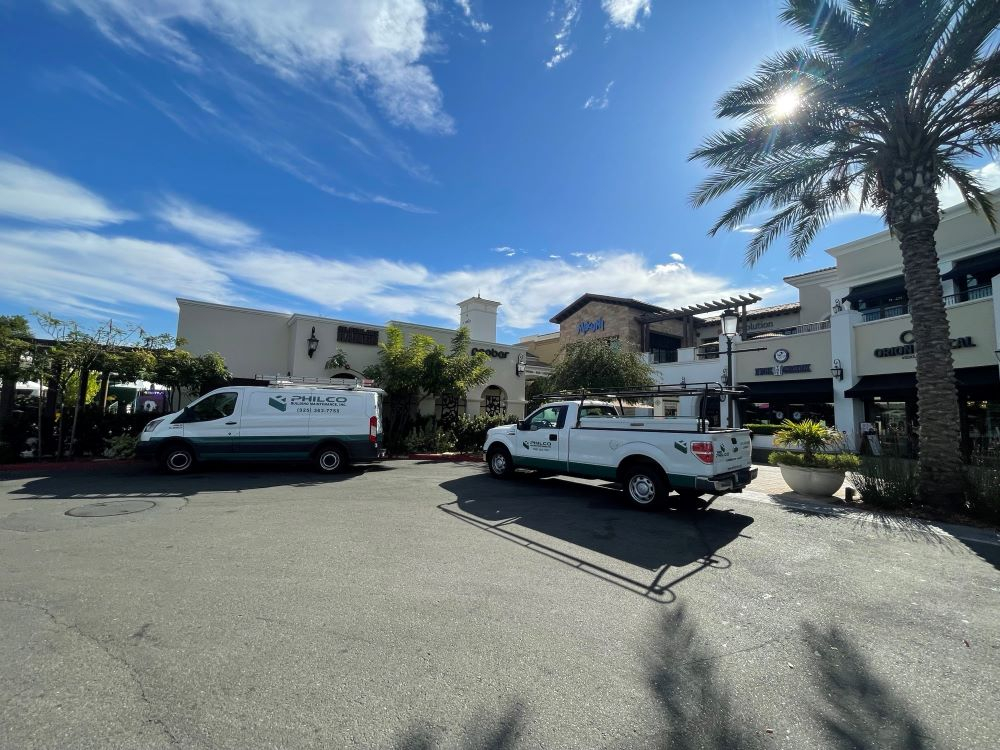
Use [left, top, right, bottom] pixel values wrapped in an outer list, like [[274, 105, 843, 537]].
[[0, 459, 139, 474], [401, 453, 485, 462]]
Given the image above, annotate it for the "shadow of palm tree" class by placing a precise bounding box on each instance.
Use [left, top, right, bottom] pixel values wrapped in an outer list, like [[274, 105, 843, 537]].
[[803, 623, 933, 750], [394, 704, 524, 750]]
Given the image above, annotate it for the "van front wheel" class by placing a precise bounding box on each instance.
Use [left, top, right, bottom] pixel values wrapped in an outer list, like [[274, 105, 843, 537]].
[[316, 445, 347, 474], [160, 444, 195, 475]]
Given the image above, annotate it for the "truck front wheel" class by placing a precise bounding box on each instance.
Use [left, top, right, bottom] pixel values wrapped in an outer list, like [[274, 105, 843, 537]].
[[622, 463, 666, 510], [486, 445, 514, 479]]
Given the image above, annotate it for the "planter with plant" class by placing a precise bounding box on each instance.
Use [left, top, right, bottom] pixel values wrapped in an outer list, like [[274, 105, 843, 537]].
[[768, 420, 859, 496]]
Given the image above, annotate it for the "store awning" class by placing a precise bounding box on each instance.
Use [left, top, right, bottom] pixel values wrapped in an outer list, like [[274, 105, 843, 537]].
[[843, 276, 906, 305], [844, 367, 1000, 398], [739, 378, 834, 402], [941, 248, 1000, 281]]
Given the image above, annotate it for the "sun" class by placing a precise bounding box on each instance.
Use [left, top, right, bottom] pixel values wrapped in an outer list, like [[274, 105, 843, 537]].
[[769, 88, 802, 120]]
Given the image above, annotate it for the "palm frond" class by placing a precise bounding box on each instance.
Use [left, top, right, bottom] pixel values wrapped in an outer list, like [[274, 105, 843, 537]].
[[779, 0, 860, 56]]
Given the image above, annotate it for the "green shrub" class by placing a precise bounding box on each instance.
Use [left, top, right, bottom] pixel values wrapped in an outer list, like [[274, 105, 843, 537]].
[[402, 428, 457, 454], [965, 444, 1000, 524], [772, 419, 839, 464], [103, 434, 138, 459], [769, 450, 859, 471], [849, 454, 919, 509], [452, 412, 519, 453]]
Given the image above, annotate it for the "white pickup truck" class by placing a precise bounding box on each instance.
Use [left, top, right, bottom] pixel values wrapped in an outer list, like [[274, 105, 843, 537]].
[[483, 386, 756, 509]]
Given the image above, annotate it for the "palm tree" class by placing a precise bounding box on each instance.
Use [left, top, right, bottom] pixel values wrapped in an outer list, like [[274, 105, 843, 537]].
[[690, 0, 1000, 509]]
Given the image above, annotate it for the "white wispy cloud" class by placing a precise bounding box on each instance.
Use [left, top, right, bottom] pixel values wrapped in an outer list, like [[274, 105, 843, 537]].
[[40, 67, 125, 104], [734, 225, 761, 234], [0, 164, 771, 331], [157, 196, 261, 246], [601, 0, 653, 28], [0, 156, 134, 227], [47, 0, 454, 134], [938, 160, 1000, 211], [546, 0, 581, 68], [454, 0, 491, 33], [584, 80, 614, 110]]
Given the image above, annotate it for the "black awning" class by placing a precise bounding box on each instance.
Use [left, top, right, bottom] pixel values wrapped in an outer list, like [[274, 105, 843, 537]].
[[740, 378, 834, 402], [941, 248, 1000, 281], [844, 367, 1000, 398], [843, 276, 906, 305]]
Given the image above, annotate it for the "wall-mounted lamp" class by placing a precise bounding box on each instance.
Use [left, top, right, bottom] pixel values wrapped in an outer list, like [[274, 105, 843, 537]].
[[831, 358, 844, 381], [306, 326, 320, 358], [680, 376, 686, 388], [515, 353, 526, 377], [832, 298, 844, 314]]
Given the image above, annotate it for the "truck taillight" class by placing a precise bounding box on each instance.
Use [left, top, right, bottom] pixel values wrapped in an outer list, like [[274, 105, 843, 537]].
[[691, 441, 715, 464], [369, 415, 378, 444]]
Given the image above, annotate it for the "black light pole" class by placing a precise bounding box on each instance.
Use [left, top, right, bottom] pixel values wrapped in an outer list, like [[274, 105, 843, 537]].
[[720, 308, 739, 427]]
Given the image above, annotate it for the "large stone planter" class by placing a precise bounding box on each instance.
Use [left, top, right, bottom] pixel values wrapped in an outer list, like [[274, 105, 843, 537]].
[[777, 463, 846, 496]]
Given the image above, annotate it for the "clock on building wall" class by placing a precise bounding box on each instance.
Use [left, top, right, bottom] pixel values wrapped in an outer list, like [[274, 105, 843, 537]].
[[774, 348, 790, 363]]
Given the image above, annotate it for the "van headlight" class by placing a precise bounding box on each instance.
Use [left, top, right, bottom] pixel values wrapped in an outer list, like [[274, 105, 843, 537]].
[[143, 418, 165, 433]]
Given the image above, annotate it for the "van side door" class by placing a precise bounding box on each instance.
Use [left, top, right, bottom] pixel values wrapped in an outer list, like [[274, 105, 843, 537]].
[[239, 390, 314, 459], [513, 404, 569, 470]]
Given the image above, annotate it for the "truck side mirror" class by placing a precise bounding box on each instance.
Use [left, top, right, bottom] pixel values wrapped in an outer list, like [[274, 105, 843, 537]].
[[516, 420, 528, 431]]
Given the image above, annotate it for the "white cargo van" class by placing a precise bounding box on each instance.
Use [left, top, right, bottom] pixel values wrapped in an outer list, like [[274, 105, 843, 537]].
[[136, 381, 385, 474]]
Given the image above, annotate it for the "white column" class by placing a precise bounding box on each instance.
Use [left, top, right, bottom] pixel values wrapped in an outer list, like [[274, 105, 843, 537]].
[[830, 297, 865, 450], [993, 273, 1000, 377], [940, 259, 957, 298]]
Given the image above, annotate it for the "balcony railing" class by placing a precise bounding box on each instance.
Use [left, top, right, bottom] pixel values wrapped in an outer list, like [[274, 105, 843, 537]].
[[943, 286, 993, 306], [861, 286, 993, 321]]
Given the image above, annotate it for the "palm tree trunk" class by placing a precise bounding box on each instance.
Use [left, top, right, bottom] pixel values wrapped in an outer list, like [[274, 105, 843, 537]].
[[889, 163, 964, 509]]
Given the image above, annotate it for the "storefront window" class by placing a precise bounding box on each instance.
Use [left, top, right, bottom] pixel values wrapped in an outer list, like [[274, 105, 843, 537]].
[[741, 401, 834, 426], [965, 400, 1000, 449]]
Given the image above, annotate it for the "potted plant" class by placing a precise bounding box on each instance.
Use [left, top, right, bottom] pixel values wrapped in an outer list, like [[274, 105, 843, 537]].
[[768, 419, 859, 496]]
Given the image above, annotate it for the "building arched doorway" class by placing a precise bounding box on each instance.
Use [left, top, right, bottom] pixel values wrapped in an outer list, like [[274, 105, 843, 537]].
[[481, 385, 508, 416]]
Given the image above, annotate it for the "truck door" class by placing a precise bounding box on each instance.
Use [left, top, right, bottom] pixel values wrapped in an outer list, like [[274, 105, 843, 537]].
[[514, 404, 569, 470]]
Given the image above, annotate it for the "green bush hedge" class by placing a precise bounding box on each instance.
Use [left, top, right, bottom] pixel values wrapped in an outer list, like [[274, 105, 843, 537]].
[[745, 423, 781, 436], [769, 450, 860, 471]]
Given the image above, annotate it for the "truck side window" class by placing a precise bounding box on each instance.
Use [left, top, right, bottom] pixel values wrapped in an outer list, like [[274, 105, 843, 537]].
[[186, 392, 238, 422], [526, 406, 567, 430]]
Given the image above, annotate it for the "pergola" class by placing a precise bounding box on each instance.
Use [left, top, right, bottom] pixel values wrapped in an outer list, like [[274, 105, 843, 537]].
[[636, 293, 762, 350]]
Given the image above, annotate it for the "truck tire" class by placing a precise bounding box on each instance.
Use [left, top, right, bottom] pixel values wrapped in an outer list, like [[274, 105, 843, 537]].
[[486, 445, 514, 479], [159, 443, 196, 475], [622, 463, 666, 510], [315, 444, 348, 474]]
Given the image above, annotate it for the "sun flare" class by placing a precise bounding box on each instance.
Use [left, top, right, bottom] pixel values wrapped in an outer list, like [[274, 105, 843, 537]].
[[769, 88, 801, 120]]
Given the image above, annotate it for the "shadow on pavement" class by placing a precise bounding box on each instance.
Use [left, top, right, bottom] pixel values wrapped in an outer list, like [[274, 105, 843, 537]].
[[4, 461, 393, 502], [439, 473, 754, 603], [395, 705, 524, 750], [646, 605, 937, 749]]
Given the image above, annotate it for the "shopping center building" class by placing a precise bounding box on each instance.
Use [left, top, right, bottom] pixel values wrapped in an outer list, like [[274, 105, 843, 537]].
[[518, 194, 1000, 450], [176, 296, 528, 419]]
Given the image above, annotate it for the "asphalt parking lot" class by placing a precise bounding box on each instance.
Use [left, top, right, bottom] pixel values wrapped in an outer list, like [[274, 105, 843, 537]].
[[1, 461, 998, 749]]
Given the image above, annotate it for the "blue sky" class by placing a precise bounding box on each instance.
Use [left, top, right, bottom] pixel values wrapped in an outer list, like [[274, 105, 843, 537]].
[[1, 0, 997, 342]]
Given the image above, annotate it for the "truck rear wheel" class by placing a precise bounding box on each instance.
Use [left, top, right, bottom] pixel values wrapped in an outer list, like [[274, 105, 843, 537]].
[[486, 446, 514, 479], [622, 463, 665, 510]]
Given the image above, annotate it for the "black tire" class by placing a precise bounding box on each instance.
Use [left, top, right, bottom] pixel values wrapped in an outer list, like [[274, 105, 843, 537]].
[[672, 490, 709, 511], [486, 445, 515, 479], [315, 444, 348, 474], [159, 443, 196, 475], [621, 463, 666, 510]]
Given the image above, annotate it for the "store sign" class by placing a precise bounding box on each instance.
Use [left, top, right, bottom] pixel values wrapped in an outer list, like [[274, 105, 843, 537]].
[[472, 347, 509, 359], [755, 364, 812, 376], [873, 330, 975, 358], [747, 320, 774, 331], [577, 318, 605, 335], [337, 326, 379, 346]]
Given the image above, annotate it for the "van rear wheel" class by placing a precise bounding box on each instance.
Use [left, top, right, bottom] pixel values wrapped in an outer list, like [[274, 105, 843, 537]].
[[316, 445, 347, 474]]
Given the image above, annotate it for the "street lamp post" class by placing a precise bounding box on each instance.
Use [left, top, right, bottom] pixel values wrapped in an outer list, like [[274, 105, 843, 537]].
[[720, 308, 739, 427]]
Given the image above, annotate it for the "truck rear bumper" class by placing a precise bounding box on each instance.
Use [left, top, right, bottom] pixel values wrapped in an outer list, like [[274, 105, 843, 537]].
[[696, 467, 757, 493]]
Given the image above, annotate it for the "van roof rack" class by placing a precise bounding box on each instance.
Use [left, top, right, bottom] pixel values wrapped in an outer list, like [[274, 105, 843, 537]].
[[253, 374, 383, 392]]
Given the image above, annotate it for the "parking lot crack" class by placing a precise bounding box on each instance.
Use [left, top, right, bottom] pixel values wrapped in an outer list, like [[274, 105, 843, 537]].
[[0, 597, 180, 747]]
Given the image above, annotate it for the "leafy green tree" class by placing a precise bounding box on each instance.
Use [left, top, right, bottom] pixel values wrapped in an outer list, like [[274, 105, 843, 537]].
[[0, 315, 33, 429], [540, 338, 655, 395], [363, 326, 492, 450], [689, 0, 1000, 508], [151, 349, 231, 411]]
